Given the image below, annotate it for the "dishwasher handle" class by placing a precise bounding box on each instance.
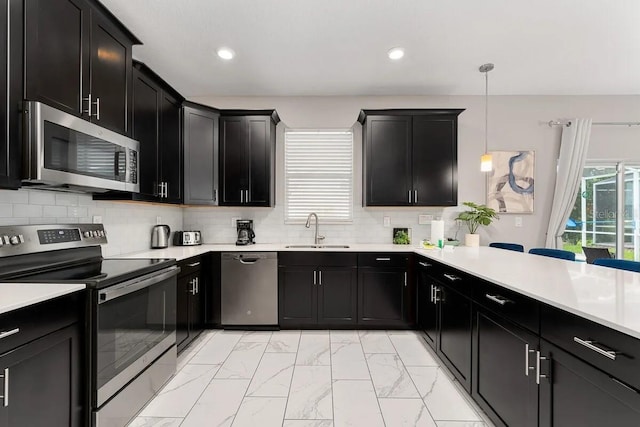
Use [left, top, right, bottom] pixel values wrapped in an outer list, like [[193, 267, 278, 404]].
[[239, 258, 259, 264]]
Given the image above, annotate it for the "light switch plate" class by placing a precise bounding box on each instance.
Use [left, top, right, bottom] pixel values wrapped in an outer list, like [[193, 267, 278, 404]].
[[515, 216, 523, 227], [92, 215, 102, 224], [418, 214, 433, 225], [383, 216, 391, 227]]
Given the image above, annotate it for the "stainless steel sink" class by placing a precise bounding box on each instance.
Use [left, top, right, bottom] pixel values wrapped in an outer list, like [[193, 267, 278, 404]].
[[285, 244, 350, 249]]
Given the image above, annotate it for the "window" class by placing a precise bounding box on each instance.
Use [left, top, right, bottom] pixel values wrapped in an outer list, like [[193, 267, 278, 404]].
[[284, 130, 353, 223], [562, 162, 640, 260]]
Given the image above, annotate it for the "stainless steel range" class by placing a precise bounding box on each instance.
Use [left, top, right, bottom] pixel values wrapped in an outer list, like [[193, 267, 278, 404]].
[[0, 224, 178, 427]]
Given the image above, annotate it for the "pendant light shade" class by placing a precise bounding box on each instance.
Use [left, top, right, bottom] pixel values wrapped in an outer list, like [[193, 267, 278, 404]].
[[479, 63, 494, 172]]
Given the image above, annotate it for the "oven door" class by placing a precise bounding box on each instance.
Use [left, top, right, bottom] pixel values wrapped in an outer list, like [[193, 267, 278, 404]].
[[94, 266, 178, 407]]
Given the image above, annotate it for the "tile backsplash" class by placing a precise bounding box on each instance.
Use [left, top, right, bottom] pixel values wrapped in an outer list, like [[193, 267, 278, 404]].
[[0, 189, 182, 256]]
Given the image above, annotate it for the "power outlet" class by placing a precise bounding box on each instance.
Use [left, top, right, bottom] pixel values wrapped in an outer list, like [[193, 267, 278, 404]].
[[418, 214, 433, 225], [383, 216, 391, 227], [515, 216, 523, 228], [231, 217, 241, 227], [156, 216, 162, 225], [92, 215, 103, 224]]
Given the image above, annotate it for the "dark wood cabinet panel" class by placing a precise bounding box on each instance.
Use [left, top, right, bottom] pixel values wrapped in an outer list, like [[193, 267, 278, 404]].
[[132, 68, 160, 198], [472, 309, 538, 427], [539, 340, 640, 427], [438, 284, 472, 390], [177, 257, 204, 354], [176, 272, 191, 351], [358, 268, 407, 326], [159, 92, 182, 203], [247, 117, 271, 206], [183, 103, 219, 205], [219, 116, 246, 205], [416, 263, 438, 349], [317, 267, 357, 325], [279, 266, 317, 326]]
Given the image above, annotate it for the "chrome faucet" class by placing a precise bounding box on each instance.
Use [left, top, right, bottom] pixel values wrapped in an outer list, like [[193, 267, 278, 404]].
[[305, 213, 325, 245]]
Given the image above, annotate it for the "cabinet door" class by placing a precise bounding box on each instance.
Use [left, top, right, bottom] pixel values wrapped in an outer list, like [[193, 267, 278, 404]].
[[364, 116, 412, 206], [89, 10, 131, 135], [278, 266, 317, 327], [219, 116, 246, 205], [183, 106, 219, 205], [0, 324, 82, 427], [472, 309, 538, 427], [317, 266, 357, 325], [246, 116, 272, 206], [358, 268, 407, 327], [412, 116, 457, 206], [176, 273, 194, 352], [438, 284, 472, 391], [132, 68, 160, 198], [25, 0, 90, 116], [159, 92, 182, 203], [416, 265, 438, 349], [539, 340, 640, 427], [189, 273, 204, 339]]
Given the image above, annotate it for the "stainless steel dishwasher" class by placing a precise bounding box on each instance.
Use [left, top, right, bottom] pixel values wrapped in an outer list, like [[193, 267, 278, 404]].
[[221, 252, 278, 326]]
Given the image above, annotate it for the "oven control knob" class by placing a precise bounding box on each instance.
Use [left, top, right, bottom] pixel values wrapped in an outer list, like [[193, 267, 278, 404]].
[[83, 231, 91, 238], [9, 235, 20, 245]]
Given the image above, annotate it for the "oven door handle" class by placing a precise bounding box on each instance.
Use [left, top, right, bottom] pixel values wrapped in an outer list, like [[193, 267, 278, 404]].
[[98, 266, 179, 304]]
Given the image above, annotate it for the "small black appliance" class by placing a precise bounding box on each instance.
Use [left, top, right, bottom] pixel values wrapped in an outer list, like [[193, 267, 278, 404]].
[[236, 220, 255, 245]]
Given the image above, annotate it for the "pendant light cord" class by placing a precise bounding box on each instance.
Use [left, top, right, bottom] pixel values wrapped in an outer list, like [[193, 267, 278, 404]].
[[484, 69, 488, 154]]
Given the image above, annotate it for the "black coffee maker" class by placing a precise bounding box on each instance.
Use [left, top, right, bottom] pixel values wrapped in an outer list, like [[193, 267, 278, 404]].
[[236, 219, 255, 245]]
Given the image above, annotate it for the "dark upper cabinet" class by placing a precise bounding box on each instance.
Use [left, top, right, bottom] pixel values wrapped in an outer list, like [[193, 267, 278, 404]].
[[25, 0, 139, 136], [183, 103, 220, 205], [359, 109, 463, 206], [132, 67, 160, 198], [472, 308, 539, 427], [0, 0, 23, 189], [219, 110, 279, 207], [159, 91, 182, 202]]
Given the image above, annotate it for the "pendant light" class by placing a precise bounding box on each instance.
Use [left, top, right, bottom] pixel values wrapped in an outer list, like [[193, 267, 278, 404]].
[[479, 63, 494, 172]]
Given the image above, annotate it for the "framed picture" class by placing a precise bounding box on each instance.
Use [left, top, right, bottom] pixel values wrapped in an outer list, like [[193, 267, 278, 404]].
[[486, 151, 535, 214], [392, 227, 411, 244]]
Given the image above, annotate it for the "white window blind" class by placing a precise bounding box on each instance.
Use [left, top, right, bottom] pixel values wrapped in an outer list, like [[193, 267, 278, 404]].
[[285, 130, 353, 223]]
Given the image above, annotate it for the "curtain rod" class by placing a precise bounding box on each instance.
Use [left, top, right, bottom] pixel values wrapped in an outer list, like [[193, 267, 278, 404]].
[[548, 120, 640, 128]]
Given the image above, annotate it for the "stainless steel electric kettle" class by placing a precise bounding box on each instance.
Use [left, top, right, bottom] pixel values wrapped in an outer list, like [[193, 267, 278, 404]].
[[151, 224, 171, 249]]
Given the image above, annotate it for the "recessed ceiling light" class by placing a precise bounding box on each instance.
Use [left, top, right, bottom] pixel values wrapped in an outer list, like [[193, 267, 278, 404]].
[[387, 47, 405, 60], [217, 48, 235, 60]]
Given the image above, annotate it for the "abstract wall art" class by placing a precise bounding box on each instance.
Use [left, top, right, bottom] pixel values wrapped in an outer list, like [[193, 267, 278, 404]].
[[487, 151, 535, 213]]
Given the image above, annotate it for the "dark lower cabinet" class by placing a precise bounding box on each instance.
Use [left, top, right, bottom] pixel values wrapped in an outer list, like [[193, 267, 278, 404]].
[[358, 268, 407, 326], [279, 265, 317, 327], [539, 339, 640, 427], [416, 261, 437, 348], [472, 308, 539, 427], [438, 283, 472, 390], [317, 267, 358, 325], [177, 257, 204, 353]]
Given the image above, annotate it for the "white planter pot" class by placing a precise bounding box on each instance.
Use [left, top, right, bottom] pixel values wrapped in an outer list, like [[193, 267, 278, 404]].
[[465, 233, 480, 247]]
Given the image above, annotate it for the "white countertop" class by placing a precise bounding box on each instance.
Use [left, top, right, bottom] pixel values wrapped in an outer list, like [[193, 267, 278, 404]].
[[118, 243, 640, 340], [0, 283, 85, 315]]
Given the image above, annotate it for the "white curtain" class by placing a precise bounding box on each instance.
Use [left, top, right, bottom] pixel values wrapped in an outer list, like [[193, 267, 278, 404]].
[[545, 118, 592, 248]]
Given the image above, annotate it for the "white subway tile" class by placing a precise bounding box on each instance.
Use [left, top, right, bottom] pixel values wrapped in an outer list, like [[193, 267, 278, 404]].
[[28, 191, 56, 205], [13, 204, 43, 218], [0, 190, 28, 204], [55, 193, 79, 206], [42, 205, 68, 217], [0, 204, 12, 217]]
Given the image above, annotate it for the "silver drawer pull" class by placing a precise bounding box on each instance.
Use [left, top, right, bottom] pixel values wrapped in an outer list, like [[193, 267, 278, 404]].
[[443, 273, 461, 281], [187, 262, 201, 267], [0, 368, 8, 407], [573, 337, 617, 360], [485, 294, 511, 306], [376, 257, 391, 261], [418, 261, 432, 267], [0, 328, 19, 340]]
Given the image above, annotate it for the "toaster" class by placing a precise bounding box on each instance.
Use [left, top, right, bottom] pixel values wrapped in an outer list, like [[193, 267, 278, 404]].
[[173, 231, 202, 246]]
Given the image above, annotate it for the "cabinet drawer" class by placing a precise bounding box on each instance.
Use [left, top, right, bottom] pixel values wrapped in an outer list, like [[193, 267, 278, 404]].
[[424, 261, 473, 297], [178, 256, 202, 277], [473, 280, 540, 333], [279, 252, 357, 267], [541, 305, 640, 390], [0, 292, 82, 354], [358, 253, 409, 268]]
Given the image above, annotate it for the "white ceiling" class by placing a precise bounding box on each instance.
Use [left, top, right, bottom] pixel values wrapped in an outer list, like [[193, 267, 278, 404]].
[[100, 0, 640, 97]]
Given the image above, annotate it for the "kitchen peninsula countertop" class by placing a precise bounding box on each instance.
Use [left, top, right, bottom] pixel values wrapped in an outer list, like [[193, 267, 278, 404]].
[[119, 244, 640, 340], [0, 283, 85, 315]]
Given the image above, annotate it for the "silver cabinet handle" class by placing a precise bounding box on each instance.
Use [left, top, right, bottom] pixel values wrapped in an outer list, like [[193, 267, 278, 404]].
[[313, 270, 317, 285], [94, 96, 100, 120], [0, 368, 8, 407], [404, 272, 407, 287], [418, 261, 432, 267], [376, 257, 391, 261], [573, 337, 617, 360], [240, 190, 244, 204], [165, 182, 169, 198], [414, 190, 418, 204], [485, 294, 511, 306], [525, 343, 536, 376], [187, 262, 201, 267], [430, 284, 434, 303], [84, 93, 92, 117], [245, 190, 249, 203], [536, 351, 548, 384], [213, 189, 217, 202], [189, 279, 196, 295], [443, 273, 461, 281], [0, 328, 19, 340], [408, 190, 412, 204], [196, 277, 199, 294], [318, 270, 322, 285]]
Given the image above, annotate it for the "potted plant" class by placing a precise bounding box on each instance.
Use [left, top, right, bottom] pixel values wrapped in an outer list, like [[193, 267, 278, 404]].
[[455, 202, 498, 247]]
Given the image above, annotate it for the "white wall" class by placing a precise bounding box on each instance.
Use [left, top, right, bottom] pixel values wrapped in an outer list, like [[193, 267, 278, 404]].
[[186, 95, 640, 249], [0, 189, 183, 256]]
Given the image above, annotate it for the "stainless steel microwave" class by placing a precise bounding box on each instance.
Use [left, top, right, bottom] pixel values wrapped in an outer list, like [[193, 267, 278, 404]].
[[22, 101, 140, 193]]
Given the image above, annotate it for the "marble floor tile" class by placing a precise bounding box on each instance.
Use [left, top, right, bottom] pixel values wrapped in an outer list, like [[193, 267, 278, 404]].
[[139, 364, 219, 417], [389, 334, 440, 366], [285, 366, 333, 420], [366, 353, 420, 398], [239, 331, 273, 342], [330, 341, 370, 380], [181, 379, 250, 427], [247, 352, 296, 397], [296, 333, 331, 366], [379, 398, 437, 427], [189, 331, 243, 365], [329, 330, 360, 342], [215, 342, 267, 379], [231, 396, 287, 427], [358, 330, 396, 353], [127, 417, 183, 427], [407, 367, 481, 421], [436, 422, 487, 427], [266, 330, 301, 353], [283, 421, 334, 427], [177, 331, 217, 370], [332, 379, 385, 427]]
